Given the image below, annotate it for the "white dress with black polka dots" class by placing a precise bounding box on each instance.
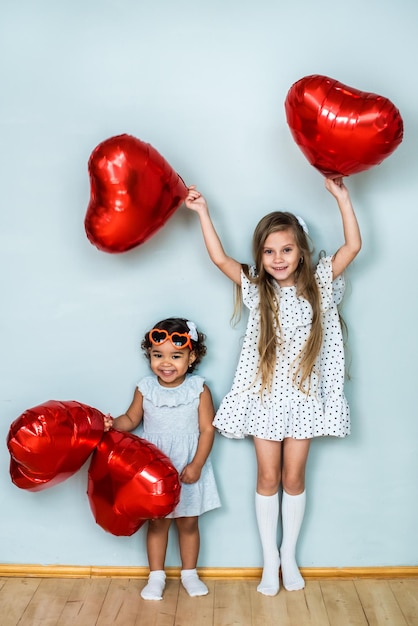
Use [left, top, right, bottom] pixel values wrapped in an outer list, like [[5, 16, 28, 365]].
[[213, 256, 350, 441]]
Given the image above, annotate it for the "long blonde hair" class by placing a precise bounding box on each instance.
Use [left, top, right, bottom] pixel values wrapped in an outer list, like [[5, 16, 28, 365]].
[[240, 211, 322, 393]]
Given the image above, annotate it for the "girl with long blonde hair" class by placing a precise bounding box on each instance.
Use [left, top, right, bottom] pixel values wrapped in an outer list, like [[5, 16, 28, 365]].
[[185, 178, 361, 596]]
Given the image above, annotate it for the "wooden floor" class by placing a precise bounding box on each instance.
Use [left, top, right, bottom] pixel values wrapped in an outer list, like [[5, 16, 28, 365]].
[[1, 576, 417, 626]]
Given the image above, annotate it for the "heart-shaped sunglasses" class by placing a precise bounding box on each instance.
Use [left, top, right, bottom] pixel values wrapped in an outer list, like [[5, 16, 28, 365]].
[[149, 328, 193, 350]]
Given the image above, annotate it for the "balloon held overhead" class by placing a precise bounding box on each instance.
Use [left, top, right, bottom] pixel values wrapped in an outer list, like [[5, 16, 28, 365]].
[[284, 75, 403, 178]]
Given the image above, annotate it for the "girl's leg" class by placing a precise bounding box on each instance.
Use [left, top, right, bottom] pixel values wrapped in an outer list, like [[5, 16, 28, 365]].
[[280, 437, 311, 591], [253, 437, 283, 596], [176, 516, 208, 597], [140, 518, 171, 600]]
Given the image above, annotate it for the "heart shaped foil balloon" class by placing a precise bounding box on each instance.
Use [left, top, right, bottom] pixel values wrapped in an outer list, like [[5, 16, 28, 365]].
[[284, 75, 404, 177], [87, 429, 181, 536], [7, 400, 105, 491], [85, 134, 188, 253], [8, 458, 53, 491]]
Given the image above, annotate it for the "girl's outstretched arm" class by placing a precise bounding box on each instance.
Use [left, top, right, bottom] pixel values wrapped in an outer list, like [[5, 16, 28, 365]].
[[185, 186, 242, 285], [325, 177, 362, 279], [103, 388, 144, 432], [179, 384, 216, 484]]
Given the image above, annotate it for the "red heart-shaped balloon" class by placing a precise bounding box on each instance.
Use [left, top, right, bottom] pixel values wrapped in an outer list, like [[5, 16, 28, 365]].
[[8, 458, 54, 491], [7, 400, 105, 491], [87, 430, 181, 536], [284, 75, 404, 177], [84, 134, 188, 253]]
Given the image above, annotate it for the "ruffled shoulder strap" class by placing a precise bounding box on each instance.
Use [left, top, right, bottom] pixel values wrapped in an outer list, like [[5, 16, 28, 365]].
[[242, 265, 259, 310], [315, 255, 346, 310], [137, 374, 205, 408]]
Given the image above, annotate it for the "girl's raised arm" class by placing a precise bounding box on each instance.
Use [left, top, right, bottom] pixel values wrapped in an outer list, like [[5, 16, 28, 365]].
[[185, 186, 242, 285], [325, 178, 362, 279]]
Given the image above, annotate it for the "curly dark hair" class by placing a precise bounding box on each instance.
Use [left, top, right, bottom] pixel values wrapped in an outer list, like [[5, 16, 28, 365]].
[[141, 317, 207, 372]]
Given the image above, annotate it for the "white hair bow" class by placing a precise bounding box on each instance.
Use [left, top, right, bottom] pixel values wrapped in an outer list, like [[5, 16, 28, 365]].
[[296, 215, 309, 234], [186, 321, 198, 341]]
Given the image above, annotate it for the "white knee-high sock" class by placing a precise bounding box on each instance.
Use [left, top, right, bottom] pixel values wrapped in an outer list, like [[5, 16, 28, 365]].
[[255, 492, 280, 596], [280, 490, 306, 591]]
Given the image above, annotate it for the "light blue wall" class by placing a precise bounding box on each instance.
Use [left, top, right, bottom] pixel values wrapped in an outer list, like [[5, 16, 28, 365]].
[[1, 0, 417, 569]]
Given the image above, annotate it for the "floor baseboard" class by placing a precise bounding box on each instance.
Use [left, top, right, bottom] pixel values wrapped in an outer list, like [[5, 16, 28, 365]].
[[1, 564, 417, 580]]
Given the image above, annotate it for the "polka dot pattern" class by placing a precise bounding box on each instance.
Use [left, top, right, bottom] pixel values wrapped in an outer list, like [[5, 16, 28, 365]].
[[213, 256, 350, 441]]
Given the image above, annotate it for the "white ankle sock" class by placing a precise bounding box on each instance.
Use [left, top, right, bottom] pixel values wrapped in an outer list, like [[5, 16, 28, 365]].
[[280, 490, 306, 591], [140, 570, 166, 600], [181, 569, 208, 597], [255, 492, 280, 596]]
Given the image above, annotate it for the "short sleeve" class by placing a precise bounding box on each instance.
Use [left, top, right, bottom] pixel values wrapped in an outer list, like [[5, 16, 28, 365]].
[[315, 256, 346, 310], [241, 266, 259, 310]]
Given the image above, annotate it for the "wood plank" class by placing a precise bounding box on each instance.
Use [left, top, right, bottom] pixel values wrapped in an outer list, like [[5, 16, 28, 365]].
[[250, 584, 293, 626], [110, 579, 143, 625], [320, 580, 368, 625], [174, 579, 214, 626], [0, 577, 41, 626], [18, 578, 76, 626], [355, 579, 408, 625], [214, 580, 252, 626], [389, 579, 418, 626], [95, 578, 140, 625], [57, 577, 111, 625], [303, 581, 331, 626], [249, 581, 330, 626]]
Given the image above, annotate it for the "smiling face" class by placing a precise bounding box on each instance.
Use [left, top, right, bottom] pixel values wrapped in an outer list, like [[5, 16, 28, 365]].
[[262, 228, 301, 287], [149, 342, 196, 387]]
